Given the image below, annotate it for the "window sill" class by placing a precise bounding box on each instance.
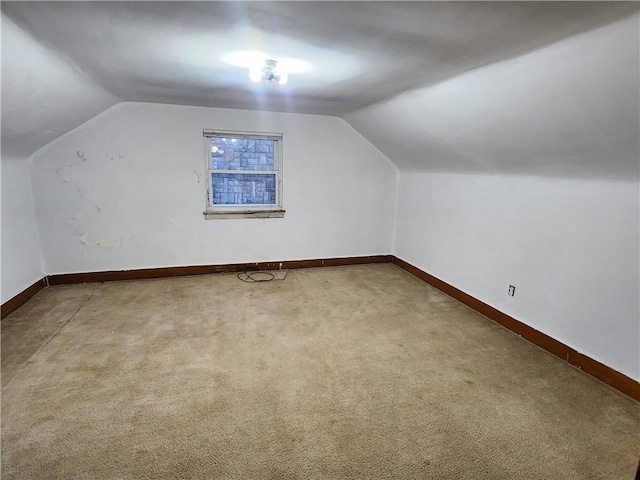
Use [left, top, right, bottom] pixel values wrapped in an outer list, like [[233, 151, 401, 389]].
[[203, 210, 285, 220]]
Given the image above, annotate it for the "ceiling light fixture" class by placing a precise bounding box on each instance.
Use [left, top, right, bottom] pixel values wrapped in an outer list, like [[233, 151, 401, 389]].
[[249, 59, 288, 85]]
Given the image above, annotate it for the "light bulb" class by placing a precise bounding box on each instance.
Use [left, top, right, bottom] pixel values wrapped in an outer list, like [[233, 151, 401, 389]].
[[278, 72, 288, 85], [249, 67, 262, 82]]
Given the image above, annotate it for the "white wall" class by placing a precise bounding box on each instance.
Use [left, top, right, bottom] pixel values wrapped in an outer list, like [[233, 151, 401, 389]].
[[344, 12, 640, 380], [29, 102, 396, 274], [1, 156, 45, 303], [395, 172, 639, 380]]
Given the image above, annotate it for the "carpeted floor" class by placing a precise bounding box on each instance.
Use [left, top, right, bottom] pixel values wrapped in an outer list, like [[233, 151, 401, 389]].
[[2, 264, 638, 479]]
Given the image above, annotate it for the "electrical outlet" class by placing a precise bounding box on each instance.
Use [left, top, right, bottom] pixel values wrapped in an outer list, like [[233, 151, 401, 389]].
[[508, 285, 516, 296]]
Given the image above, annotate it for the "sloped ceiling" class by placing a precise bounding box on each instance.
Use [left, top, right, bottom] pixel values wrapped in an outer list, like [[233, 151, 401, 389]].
[[1, 1, 639, 176], [345, 14, 640, 180], [1, 14, 119, 159]]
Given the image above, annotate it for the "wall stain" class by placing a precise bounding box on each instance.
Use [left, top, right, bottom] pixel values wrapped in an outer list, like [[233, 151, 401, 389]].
[[69, 211, 91, 245], [96, 237, 122, 248], [155, 214, 180, 227], [56, 154, 102, 212]]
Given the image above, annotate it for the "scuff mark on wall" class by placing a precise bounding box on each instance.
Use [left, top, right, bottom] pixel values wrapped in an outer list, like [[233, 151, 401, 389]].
[[75, 187, 101, 213], [96, 237, 122, 248], [193, 171, 201, 184], [113, 153, 133, 169], [78, 233, 88, 244], [155, 214, 180, 227], [56, 166, 72, 183], [55, 154, 104, 212]]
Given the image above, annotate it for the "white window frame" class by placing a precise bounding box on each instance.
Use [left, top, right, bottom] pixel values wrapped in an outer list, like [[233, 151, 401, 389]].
[[203, 129, 284, 219]]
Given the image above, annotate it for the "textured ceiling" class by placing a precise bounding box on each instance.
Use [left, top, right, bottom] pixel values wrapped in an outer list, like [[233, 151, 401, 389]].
[[1, 1, 638, 176], [3, 1, 638, 116]]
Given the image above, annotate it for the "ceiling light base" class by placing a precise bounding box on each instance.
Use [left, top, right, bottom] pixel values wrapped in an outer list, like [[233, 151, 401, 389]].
[[250, 59, 288, 85]]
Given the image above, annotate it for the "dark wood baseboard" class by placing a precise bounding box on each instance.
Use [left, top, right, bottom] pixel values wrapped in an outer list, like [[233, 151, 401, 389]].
[[392, 256, 640, 402], [47, 255, 393, 285], [1, 278, 47, 319], [3, 255, 391, 317], [5, 254, 638, 402]]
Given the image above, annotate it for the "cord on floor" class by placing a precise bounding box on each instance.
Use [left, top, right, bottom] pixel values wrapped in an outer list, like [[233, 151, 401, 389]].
[[237, 270, 290, 283]]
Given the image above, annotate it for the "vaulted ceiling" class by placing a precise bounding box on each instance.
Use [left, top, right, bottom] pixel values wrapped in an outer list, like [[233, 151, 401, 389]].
[[346, 13, 640, 179], [2, 1, 639, 178]]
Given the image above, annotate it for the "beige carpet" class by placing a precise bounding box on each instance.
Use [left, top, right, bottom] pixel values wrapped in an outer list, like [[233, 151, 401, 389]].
[[2, 264, 638, 479]]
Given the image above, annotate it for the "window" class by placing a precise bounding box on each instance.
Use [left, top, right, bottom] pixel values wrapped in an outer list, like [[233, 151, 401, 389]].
[[203, 130, 284, 219]]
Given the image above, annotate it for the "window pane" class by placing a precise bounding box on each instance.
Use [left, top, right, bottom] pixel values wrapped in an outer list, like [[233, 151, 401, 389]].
[[210, 137, 275, 171], [212, 173, 276, 205]]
